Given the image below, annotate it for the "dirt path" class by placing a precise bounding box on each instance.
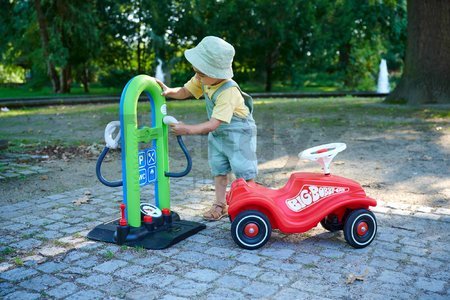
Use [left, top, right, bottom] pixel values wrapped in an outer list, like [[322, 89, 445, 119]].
[[0, 98, 449, 208]]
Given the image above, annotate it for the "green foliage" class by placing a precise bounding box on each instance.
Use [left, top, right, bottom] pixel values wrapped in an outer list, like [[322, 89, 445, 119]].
[[99, 69, 136, 88], [0, 0, 407, 93]]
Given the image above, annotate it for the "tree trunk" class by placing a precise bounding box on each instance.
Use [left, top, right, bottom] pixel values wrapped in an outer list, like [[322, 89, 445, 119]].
[[265, 64, 273, 92], [34, 0, 60, 93], [385, 0, 450, 104], [81, 66, 89, 93], [60, 65, 71, 93]]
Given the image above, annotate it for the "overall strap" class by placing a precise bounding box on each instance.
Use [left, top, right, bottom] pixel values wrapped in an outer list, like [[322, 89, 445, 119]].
[[210, 80, 254, 114]]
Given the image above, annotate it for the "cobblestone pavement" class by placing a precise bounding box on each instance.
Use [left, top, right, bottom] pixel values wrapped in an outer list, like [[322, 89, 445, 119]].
[[0, 155, 48, 180], [0, 177, 449, 300]]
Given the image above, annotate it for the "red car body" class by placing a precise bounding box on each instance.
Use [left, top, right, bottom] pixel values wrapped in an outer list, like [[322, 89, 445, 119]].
[[227, 172, 377, 234]]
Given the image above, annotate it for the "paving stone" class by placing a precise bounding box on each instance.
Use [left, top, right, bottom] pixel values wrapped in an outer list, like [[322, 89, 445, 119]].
[[378, 270, 413, 285], [58, 266, 91, 278], [37, 261, 68, 273], [169, 279, 209, 297], [231, 264, 263, 279], [372, 248, 408, 261], [320, 248, 346, 259], [273, 287, 311, 299], [259, 248, 295, 260], [73, 256, 100, 268], [235, 252, 263, 264], [206, 287, 248, 300], [204, 246, 239, 258], [184, 268, 220, 282], [0, 262, 14, 272], [39, 246, 67, 256], [173, 250, 210, 264], [3, 291, 41, 300], [115, 265, 149, 279], [133, 273, 178, 287], [62, 250, 90, 262], [19, 274, 62, 291], [97, 278, 137, 297], [38, 230, 66, 239], [93, 259, 128, 273], [216, 274, 252, 291], [369, 257, 399, 270], [291, 277, 331, 295], [10, 238, 43, 250], [0, 267, 38, 282], [415, 277, 446, 293], [131, 256, 164, 266], [126, 286, 162, 299], [242, 281, 280, 297], [262, 259, 304, 272], [400, 244, 428, 256], [0, 281, 17, 297], [76, 273, 113, 287], [258, 271, 292, 285], [65, 289, 106, 300], [46, 282, 79, 298], [291, 252, 322, 264]]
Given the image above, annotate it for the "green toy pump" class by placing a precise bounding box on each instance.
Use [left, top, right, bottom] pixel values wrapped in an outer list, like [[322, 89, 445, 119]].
[[89, 75, 204, 249]]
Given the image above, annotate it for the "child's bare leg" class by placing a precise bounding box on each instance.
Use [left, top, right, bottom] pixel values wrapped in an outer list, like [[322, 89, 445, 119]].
[[203, 175, 228, 221], [214, 175, 228, 205]]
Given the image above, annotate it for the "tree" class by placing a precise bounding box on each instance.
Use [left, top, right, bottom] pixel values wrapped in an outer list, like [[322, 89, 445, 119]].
[[386, 0, 450, 104], [307, 0, 406, 90], [34, 0, 60, 92]]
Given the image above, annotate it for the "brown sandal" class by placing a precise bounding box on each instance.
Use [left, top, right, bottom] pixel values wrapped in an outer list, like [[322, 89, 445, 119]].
[[203, 203, 228, 221]]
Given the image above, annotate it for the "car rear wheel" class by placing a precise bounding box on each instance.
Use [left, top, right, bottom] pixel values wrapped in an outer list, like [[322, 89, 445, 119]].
[[320, 214, 344, 232], [231, 210, 271, 250], [344, 209, 377, 248]]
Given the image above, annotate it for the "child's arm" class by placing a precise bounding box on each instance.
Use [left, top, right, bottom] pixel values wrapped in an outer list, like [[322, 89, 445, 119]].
[[170, 118, 221, 135], [156, 79, 192, 99]]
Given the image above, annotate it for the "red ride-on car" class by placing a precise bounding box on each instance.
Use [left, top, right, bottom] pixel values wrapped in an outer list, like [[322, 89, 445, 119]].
[[226, 143, 377, 250]]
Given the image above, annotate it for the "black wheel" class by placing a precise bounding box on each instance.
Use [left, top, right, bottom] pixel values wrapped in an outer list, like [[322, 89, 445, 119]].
[[320, 214, 344, 232], [231, 210, 271, 250], [344, 209, 377, 248]]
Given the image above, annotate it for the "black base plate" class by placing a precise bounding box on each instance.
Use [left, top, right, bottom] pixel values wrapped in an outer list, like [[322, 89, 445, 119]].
[[87, 218, 206, 250]]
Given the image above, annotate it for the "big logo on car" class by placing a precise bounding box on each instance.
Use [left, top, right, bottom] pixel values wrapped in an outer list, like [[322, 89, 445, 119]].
[[286, 184, 349, 212]]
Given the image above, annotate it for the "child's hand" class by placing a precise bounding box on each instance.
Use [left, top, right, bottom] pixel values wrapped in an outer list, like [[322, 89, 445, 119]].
[[169, 122, 189, 136], [155, 79, 171, 97], [155, 79, 192, 99]]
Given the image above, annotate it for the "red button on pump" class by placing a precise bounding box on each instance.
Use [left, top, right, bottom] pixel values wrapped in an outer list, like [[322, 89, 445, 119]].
[[162, 208, 171, 216], [119, 203, 127, 226], [143, 215, 153, 223]]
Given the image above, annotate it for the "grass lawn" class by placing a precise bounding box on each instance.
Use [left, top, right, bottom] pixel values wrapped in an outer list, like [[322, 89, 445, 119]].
[[0, 97, 448, 151], [0, 85, 122, 99]]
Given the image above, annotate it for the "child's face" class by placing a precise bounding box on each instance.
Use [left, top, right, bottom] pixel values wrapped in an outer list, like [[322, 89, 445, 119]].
[[193, 67, 224, 85]]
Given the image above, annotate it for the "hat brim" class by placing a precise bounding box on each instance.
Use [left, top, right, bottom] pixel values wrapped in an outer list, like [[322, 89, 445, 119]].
[[185, 48, 233, 80]]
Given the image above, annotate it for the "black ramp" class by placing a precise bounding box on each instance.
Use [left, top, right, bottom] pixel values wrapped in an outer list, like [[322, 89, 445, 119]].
[[87, 219, 206, 250]]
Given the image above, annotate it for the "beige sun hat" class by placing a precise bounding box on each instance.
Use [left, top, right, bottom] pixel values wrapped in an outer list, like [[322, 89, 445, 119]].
[[184, 36, 235, 79]]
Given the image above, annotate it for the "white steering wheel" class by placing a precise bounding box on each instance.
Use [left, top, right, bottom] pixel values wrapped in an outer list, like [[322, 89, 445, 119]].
[[104, 121, 121, 149], [299, 143, 346, 174]]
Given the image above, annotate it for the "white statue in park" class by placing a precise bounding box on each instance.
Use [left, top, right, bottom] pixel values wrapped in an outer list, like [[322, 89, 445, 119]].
[[377, 59, 390, 93]]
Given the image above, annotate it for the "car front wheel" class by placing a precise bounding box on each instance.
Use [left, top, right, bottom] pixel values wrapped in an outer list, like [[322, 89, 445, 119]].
[[344, 209, 377, 248], [231, 210, 271, 250]]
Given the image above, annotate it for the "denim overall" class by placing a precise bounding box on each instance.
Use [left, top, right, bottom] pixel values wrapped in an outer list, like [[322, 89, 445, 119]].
[[203, 80, 258, 180]]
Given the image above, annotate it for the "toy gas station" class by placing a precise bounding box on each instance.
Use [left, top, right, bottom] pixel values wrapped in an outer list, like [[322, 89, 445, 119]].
[[88, 75, 205, 249]]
